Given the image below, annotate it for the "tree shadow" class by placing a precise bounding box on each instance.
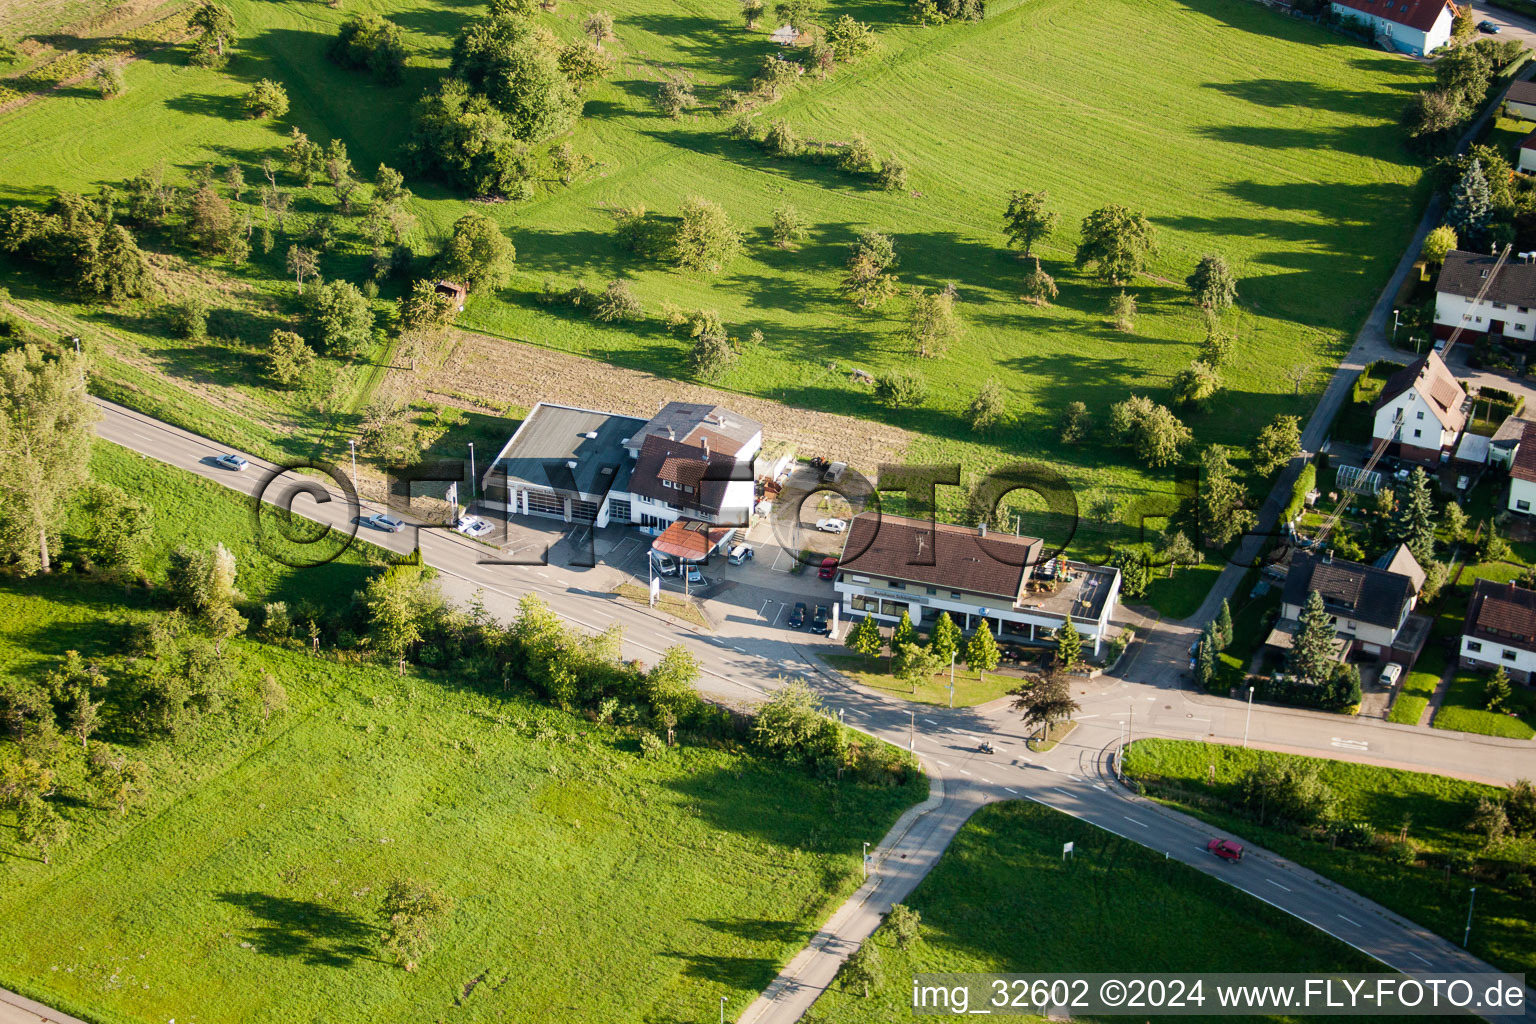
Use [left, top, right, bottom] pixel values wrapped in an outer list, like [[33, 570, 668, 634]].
[[214, 890, 376, 967], [163, 91, 248, 121]]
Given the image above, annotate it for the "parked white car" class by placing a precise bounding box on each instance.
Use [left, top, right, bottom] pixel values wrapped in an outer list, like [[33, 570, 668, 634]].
[[815, 518, 847, 534], [455, 516, 492, 538]]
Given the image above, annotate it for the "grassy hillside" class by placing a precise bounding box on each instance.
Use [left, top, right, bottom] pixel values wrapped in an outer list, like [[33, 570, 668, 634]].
[[0, 0, 1433, 547], [804, 800, 1377, 1023]]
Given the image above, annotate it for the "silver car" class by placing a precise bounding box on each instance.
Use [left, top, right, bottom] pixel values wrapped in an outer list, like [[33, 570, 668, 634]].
[[365, 512, 405, 533]]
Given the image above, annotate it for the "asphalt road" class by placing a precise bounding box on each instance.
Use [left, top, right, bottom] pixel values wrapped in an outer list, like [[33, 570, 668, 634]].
[[87, 398, 1536, 1024]]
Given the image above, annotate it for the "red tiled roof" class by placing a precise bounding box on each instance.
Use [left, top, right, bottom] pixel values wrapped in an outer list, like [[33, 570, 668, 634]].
[[1372, 351, 1467, 435], [1331, 0, 1451, 32], [1465, 579, 1536, 655], [651, 519, 733, 561], [1513, 421, 1536, 483]]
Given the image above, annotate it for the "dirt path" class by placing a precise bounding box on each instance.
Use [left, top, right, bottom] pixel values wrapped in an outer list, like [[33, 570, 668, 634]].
[[409, 331, 918, 471]]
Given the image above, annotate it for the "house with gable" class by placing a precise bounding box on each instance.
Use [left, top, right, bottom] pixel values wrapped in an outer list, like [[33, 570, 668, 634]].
[[1370, 351, 1469, 466], [1329, 0, 1453, 56]]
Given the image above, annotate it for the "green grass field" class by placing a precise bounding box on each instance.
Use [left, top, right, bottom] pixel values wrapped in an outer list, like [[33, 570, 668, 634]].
[[1124, 739, 1536, 975], [1433, 669, 1536, 739], [1, 446, 928, 1024], [1387, 644, 1442, 725], [803, 801, 1377, 1023], [822, 652, 1019, 706], [0, 0, 1434, 555]]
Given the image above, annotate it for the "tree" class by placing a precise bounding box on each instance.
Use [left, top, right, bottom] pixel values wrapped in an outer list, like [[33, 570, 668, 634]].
[[841, 941, 882, 998], [1160, 529, 1198, 576], [1108, 547, 1151, 599], [965, 620, 1000, 680], [440, 213, 515, 291], [87, 225, 153, 301], [18, 796, 67, 864], [742, 0, 766, 28], [827, 15, 876, 61], [843, 230, 899, 309], [1288, 589, 1337, 686], [645, 646, 702, 734], [1195, 623, 1215, 688], [364, 565, 438, 662], [583, 10, 615, 44], [1075, 204, 1156, 285], [192, 2, 237, 57], [769, 205, 810, 249], [87, 745, 148, 815], [1107, 290, 1137, 332], [1020, 257, 1057, 305], [1108, 394, 1191, 468], [1200, 315, 1235, 367], [845, 615, 883, 661], [1402, 89, 1468, 149], [594, 279, 643, 322], [891, 608, 916, 651], [1484, 666, 1513, 712], [1440, 32, 1493, 102], [688, 317, 734, 381], [242, 79, 289, 119], [451, 15, 581, 143], [1446, 159, 1492, 244], [75, 482, 153, 577], [775, 0, 823, 32], [286, 245, 319, 293], [1254, 414, 1302, 476], [886, 904, 921, 949], [93, 61, 126, 99], [929, 611, 961, 664], [1453, 1, 1477, 40], [655, 77, 697, 118], [876, 155, 908, 193], [1444, 501, 1469, 543], [893, 641, 943, 694], [1059, 400, 1090, 443], [874, 367, 927, 408], [1002, 189, 1057, 257], [1216, 598, 1233, 651], [267, 329, 316, 388], [966, 378, 1006, 432], [1087, 492, 1119, 526], [673, 197, 741, 274], [1478, 517, 1511, 563], [0, 346, 96, 574], [1421, 559, 1449, 603], [1422, 224, 1457, 265], [1186, 252, 1237, 312], [1468, 796, 1509, 845], [404, 80, 526, 197], [1055, 615, 1082, 669], [901, 284, 962, 358], [284, 128, 324, 187], [1393, 467, 1437, 565], [398, 279, 458, 335], [1197, 444, 1256, 547], [380, 878, 452, 971], [1011, 670, 1080, 740], [305, 280, 373, 357], [329, 13, 407, 83], [1170, 360, 1220, 408]]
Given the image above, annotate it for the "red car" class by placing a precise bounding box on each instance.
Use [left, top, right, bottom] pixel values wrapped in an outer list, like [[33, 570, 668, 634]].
[[1206, 838, 1244, 862], [818, 557, 839, 580]]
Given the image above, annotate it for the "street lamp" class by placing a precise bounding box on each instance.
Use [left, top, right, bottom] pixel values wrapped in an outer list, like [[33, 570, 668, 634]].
[[862, 841, 870, 880], [1391, 308, 1400, 344], [719, 996, 727, 1024], [468, 442, 477, 502], [1463, 886, 1478, 948], [949, 651, 956, 708], [1242, 685, 1255, 748], [349, 439, 357, 490]]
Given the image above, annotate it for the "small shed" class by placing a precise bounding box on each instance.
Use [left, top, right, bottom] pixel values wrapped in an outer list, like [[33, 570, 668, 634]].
[[769, 23, 800, 44], [435, 280, 468, 311], [1508, 80, 1536, 122]]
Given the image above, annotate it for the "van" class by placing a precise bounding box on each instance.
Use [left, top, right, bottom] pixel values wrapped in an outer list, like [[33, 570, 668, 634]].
[[649, 551, 678, 576], [1379, 663, 1403, 690], [727, 543, 754, 565], [822, 461, 848, 484]]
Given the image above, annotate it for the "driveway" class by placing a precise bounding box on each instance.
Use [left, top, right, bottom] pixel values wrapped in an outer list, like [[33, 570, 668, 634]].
[[1467, 1, 1536, 50]]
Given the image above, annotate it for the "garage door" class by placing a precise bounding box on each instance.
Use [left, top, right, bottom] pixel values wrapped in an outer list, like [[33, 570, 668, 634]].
[[524, 489, 566, 519], [608, 498, 631, 524], [571, 499, 601, 523]]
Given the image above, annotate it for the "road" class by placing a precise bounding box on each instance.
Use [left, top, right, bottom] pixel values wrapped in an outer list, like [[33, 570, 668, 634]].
[[84, 399, 1536, 1024]]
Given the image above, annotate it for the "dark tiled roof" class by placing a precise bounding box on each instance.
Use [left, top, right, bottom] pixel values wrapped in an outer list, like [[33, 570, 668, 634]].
[[1507, 80, 1536, 107], [1331, 0, 1450, 30], [1465, 579, 1536, 655], [488, 402, 645, 498], [1515, 421, 1536, 483], [627, 434, 742, 515], [1371, 352, 1467, 434], [836, 513, 1044, 603], [1282, 552, 1415, 630], [1435, 249, 1536, 308]]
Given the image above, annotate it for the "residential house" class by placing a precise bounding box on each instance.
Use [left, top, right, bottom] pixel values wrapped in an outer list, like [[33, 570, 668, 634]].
[[1507, 80, 1536, 121], [1491, 415, 1528, 468], [1461, 579, 1536, 682], [1520, 129, 1536, 175], [1329, 0, 1453, 56], [1370, 351, 1469, 465], [832, 513, 1121, 656], [1275, 550, 1429, 664], [1433, 249, 1536, 345], [1510, 422, 1536, 514]]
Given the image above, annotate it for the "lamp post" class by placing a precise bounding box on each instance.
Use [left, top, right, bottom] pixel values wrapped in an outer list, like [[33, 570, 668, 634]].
[[862, 841, 870, 880], [1463, 886, 1478, 948], [720, 996, 727, 1024], [1243, 685, 1255, 748], [1391, 308, 1400, 344], [468, 442, 477, 501], [349, 439, 357, 490], [949, 651, 956, 708]]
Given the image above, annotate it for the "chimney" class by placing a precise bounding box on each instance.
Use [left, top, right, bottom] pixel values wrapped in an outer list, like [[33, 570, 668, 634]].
[[1324, 549, 1332, 563], [701, 436, 710, 458], [978, 522, 987, 537], [667, 426, 676, 441]]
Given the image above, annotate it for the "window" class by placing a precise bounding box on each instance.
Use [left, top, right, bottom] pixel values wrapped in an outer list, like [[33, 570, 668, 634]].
[[1476, 316, 1484, 323], [1416, 411, 1424, 420], [1413, 429, 1422, 439], [1520, 306, 1530, 313], [888, 581, 905, 590], [1468, 641, 1483, 653], [1504, 650, 1518, 662], [1518, 324, 1528, 332], [926, 586, 938, 595], [1520, 500, 1532, 512], [951, 591, 962, 599], [662, 479, 675, 489], [1494, 301, 1509, 310]]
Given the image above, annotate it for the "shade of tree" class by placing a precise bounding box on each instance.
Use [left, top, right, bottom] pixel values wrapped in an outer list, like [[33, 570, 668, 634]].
[[902, 284, 962, 358], [1170, 360, 1220, 408], [845, 615, 883, 661], [843, 230, 899, 309], [1254, 414, 1302, 476], [242, 79, 289, 120], [928, 611, 961, 664], [1012, 669, 1080, 739], [1446, 159, 1492, 244], [1075, 204, 1156, 285], [1002, 189, 1056, 257], [192, 2, 237, 57], [440, 213, 515, 291], [305, 279, 373, 356], [329, 12, 407, 83], [1197, 444, 1257, 547], [0, 345, 96, 574], [1287, 589, 1337, 686], [874, 367, 927, 408], [1087, 492, 1118, 525], [965, 378, 1006, 432], [1394, 467, 1437, 565], [267, 329, 316, 388], [965, 620, 1000, 680], [1186, 251, 1237, 312], [673, 196, 741, 274], [380, 878, 452, 971], [841, 940, 883, 998], [1422, 224, 1457, 264], [771, 204, 809, 248], [1108, 394, 1191, 468], [1020, 257, 1057, 305], [1055, 615, 1082, 669]]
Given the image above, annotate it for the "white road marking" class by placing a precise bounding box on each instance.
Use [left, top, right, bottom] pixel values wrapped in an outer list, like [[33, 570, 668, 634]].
[[536, 572, 549, 578], [1337, 914, 1361, 927], [923, 718, 938, 725], [1094, 784, 1108, 791], [1076, 714, 1099, 719], [981, 778, 993, 784], [732, 646, 746, 653], [1408, 952, 1433, 966], [1331, 737, 1369, 751], [1267, 879, 1292, 892], [1122, 815, 1149, 828], [1053, 788, 1072, 796], [960, 770, 972, 776], [1004, 787, 1017, 794], [1042, 765, 1057, 772], [1069, 775, 1084, 781], [936, 760, 951, 767]]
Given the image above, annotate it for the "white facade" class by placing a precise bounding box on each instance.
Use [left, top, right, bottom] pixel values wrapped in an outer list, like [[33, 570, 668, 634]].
[[1510, 99, 1536, 121], [1372, 385, 1460, 452], [1461, 634, 1536, 678], [1510, 475, 1536, 515], [1279, 599, 1405, 656], [1520, 144, 1536, 175], [1330, 2, 1451, 56], [1434, 290, 1536, 344]]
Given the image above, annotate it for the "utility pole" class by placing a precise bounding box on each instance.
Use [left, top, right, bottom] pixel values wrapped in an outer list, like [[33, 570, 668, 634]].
[[1243, 684, 1255, 748], [909, 710, 914, 752], [1464, 886, 1478, 948], [349, 438, 357, 490], [468, 442, 477, 501]]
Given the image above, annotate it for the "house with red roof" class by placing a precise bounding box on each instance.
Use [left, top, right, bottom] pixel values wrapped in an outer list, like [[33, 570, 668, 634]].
[[1330, 0, 1454, 56]]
